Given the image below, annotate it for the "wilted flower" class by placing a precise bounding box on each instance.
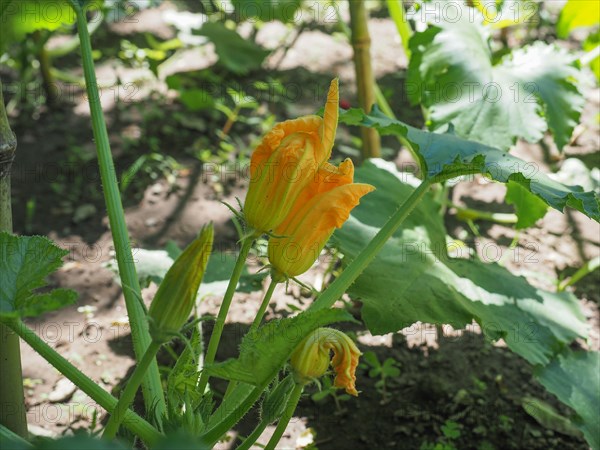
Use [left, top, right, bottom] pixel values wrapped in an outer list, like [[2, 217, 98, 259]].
[[290, 327, 361, 396], [148, 225, 214, 342]]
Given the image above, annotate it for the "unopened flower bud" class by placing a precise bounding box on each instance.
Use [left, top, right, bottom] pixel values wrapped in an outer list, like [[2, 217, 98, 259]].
[[148, 225, 214, 342]]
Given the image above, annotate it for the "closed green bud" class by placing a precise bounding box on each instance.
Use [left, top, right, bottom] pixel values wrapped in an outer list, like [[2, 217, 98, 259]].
[[149, 225, 214, 342]]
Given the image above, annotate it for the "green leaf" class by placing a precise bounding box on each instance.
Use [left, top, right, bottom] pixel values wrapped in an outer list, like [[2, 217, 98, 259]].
[[522, 396, 583, 439], [407, 12, 584, 150], [231, 0, 302, 23], [557, 0, 600, 38], [505, 179, 549, 229], [205, 309, 354, 385], [332, 162, 588, 365], [339, 107, 600, 222], [1, 0, 75, 50], [0, 232, 77, 319], [179, 89, 215, 111], [195, 22, 270, 75], [535, 350, 600, 449]]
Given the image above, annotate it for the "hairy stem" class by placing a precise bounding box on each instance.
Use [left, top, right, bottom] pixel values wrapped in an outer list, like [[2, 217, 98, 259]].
[[249, 277, 278, 333], [67, 1, 166, 420], [5, 319, 162, 445], [198, 236, 255, 393], [264, 383, 304, 450], [103, 341, 162, 439]]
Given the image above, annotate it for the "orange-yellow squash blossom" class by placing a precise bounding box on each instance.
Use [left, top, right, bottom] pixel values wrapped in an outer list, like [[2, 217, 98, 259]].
[[268, 158, 374, 277], [243, 79, 341, 233], [290, 327, 361, 396], [262, 79, 374, 277]]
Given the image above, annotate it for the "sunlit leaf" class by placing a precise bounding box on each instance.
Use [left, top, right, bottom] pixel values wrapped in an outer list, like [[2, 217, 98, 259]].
[[505, 179, 548, 229], [557, 0, 600, 38], [332, 161, 588, 365], [339, 107, 600, 222], [0, 0, 76, 51], [407, 13, 584, 150]]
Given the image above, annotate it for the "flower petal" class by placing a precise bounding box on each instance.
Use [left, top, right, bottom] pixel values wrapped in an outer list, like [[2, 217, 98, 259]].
[[320, 78, 339, 158], [269, 183, 374, 277]]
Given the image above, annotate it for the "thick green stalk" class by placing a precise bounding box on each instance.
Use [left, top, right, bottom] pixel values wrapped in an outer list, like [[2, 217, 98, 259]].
[[387, 0, 413, 59], [236, 420, 269, 450], [103, 341, 162, 439], [67, 1, 165, 419], [349, 0, 381, 158], [0, 424, 32, 448], [222, 277, 280, 401], [6, 319, 162, 445], [264, 383, 304, 450], [249, 278, 278, 333], [201, 382, 266, 447], [0, 78, 27, 438], [198, 237, 255, 394], [310, 179, 434, 312]]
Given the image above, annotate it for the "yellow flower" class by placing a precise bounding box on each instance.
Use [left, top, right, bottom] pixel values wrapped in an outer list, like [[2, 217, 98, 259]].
[[243, 79, 340, 233], [268, 159, 374, 278], [148, 225, 214, 342], [290, 328, 361, 396]]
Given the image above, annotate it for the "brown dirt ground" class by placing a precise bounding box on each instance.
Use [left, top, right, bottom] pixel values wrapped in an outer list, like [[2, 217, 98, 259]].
[[3, 4, 599, 449]]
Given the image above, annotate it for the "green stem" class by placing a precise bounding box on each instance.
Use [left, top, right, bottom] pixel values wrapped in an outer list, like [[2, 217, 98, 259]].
[[0, 78, 27, 439], [102, 340, 162, 439], [222, 277, 280, 401], [373, 83, 395, 119], [5, 319, 162, 445], [349, 0, 381, 159], [386, 0, 412, 59], [198, 236, 255, 394], [452, 203, 518, 224], [201, 383, 267, 447], [264, 383, 304, 450], [0, 424, 32, 448], [33, 31, 58, 106], [236, 420, 269, 450], [249, 277, 278, 333], [310, 179, 434, 312], [67, 1, 166, 420], [558, 256, 600, 292]]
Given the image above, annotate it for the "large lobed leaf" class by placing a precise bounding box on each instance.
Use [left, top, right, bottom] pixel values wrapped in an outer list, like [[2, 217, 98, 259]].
[[535, 349, 600, 449], [407, 7, 584, 151], [205, 308, 354, 385], [332, 161, 588, 366], [339, 107, 600, 222], [0, 232, 77, 319]]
